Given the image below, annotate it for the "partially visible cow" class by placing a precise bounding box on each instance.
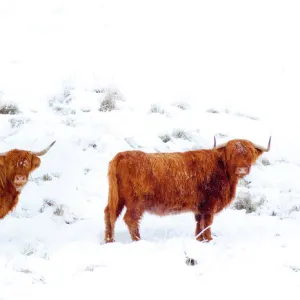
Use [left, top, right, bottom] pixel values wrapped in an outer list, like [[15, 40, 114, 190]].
[[104, 137, 271, 243], [0, 141, 56, 219]]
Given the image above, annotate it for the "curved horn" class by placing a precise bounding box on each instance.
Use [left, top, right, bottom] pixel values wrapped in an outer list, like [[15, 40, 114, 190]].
[[31, 141, 56, 156], [213, 136, 228, 149], [253, 136, 271, 152]]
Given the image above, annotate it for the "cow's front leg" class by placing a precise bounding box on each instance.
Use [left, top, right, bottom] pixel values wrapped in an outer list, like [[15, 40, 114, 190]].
[[124, 208, 143, 241], [195, 213, 214, 242]]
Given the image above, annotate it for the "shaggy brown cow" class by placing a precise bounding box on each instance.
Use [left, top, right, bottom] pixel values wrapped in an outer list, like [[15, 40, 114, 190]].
[[104, 137, 271, 243], [0, 141, 56, 219]]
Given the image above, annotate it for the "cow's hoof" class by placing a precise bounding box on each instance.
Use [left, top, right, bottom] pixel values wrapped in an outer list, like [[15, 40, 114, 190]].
[[105, 238, 115, 243], [196, 236, 212, 243]]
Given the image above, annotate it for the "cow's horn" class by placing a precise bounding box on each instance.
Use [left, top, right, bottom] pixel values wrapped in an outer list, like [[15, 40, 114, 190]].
[[253, 136, 271, 152], [31, 141, 56, 156], [0, 151, 8, 157], [213, 137, 228, 149]]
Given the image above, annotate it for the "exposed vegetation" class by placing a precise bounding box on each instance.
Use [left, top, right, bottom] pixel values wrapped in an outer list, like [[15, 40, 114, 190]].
[[261, 157, 271, 166], [172, 101, 189, 110], [0, 103, 20, 115], [99, 91, 117, 112], [233, 192, 266, 213], [9, 117, 30, 128], [206, 108, 220, 114], [172, 129, 191, 141], [42, 174, 52, 181], [98, 88, 124, 112], [49, 85, 74, 114], [159, 134, 171, 143], [149, 104, 168, 115]]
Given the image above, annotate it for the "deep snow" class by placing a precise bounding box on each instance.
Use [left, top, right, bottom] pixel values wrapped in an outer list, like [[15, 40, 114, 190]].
[[0, 0, 300, 299]]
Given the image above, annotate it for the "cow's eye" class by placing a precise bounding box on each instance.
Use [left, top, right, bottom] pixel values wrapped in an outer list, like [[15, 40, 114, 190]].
[[17, 159, 28, 168]]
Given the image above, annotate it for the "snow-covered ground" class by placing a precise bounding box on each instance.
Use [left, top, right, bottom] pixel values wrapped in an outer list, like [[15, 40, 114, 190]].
[[0, 0, 300, 299]]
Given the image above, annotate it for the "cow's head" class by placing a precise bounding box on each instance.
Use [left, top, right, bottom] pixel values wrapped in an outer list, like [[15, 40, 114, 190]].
[[214, 137, 271, 178], [0, 141, 56, 192]]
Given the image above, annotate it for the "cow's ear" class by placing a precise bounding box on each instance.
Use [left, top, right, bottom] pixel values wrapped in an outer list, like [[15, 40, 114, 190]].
[[31, 155, 41, 171], [0, 157, 5, 167], [255, 149, 263, 158]]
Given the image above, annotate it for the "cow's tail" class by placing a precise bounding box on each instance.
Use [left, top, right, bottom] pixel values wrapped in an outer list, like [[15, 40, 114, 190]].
[[108, 157, 120, 223], [104, 156, 120, 242]]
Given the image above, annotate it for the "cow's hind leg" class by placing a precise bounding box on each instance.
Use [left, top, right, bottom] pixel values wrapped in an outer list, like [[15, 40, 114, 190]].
[[104, 201, 125, 243], [124, 208, 143, 241], [104, 205, 114, 243]]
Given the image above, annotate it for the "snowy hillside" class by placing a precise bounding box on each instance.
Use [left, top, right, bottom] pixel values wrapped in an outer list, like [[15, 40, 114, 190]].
[[0, 0, 300, 299]]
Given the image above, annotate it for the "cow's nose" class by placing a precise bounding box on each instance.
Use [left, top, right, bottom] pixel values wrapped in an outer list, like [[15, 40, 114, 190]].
[[15, 175, 27, 183], [236, 167, 249, 175]]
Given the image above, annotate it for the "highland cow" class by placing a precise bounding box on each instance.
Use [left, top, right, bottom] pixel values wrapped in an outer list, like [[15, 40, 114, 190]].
[[104, 137, 271, 242], [0, 141, 56, 219]]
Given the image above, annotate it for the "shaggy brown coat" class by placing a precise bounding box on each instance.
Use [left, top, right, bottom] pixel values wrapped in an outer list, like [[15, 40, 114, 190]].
[[0, 141, 55, 219], [104, 138, 271, 243]]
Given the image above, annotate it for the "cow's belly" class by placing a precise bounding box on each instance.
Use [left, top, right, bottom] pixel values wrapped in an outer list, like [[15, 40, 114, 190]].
[[145, 203, 195, 216]]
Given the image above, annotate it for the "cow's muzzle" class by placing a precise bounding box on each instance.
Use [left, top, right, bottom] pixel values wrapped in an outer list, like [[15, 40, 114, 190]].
[[14, 175, 28, 191], [236, 167, 249, 177]]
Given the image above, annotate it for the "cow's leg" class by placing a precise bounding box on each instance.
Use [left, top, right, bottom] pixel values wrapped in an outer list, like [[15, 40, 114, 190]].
[[195, 213, 213, 242], [195, 213, 205, 241], [104, 201, 125, 243], [104, 205, 114, 243], [202, 213, 213, 241], [123, 208, 143, 241]]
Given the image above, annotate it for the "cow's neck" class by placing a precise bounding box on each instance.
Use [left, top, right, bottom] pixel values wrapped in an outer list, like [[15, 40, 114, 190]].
[[0, 168, 22, 219], [0, 181, 20, 219], [0, 180, 19, 199], [218, 150, 239, 199]]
